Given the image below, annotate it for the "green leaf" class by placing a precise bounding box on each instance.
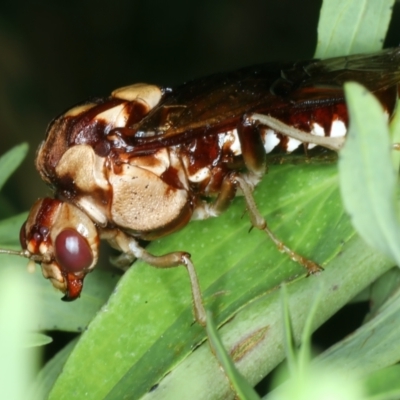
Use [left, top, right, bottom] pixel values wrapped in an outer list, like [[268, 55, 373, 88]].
[[206, 311, 260, 400], [0, 143, 28, 191], [267, 365, 365, 400], [25, 332, 53, 348], [389, 102, 400, 171], [0, 266, 40, 400], [363, 364, 400, 399], [315, 0, 394, 58], [281, 284, 297, 378], [267, 286, 365, 400], [314, 285, 400, 378], [44, 161, 393, 400], [364, 268, 400, 322], [339, 82, 400, 264], [31, 338, 78, 400]]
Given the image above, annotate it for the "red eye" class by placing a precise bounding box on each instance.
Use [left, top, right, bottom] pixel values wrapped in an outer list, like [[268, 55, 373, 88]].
[[55, 229, 93, 273]]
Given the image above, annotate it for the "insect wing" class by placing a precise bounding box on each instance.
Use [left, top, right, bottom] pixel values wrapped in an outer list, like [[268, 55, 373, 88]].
[[132, 48, 400, 145]]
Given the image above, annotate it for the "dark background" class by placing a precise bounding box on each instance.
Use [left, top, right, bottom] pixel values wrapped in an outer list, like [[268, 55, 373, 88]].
[[1, 0, 399, 212]]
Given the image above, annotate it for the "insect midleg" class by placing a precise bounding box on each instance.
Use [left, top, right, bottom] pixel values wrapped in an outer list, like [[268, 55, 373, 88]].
[[102, 229, 206, 326], [234, 116, 322, 274], [233, 175, 322, 274], [140, 251, 206, 326]]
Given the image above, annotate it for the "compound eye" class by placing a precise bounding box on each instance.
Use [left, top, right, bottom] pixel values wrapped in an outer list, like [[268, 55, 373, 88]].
[[54, 229, 93, 273]]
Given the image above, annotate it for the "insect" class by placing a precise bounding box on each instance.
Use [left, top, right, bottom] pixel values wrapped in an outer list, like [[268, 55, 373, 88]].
[[1, 48, 400, 325]]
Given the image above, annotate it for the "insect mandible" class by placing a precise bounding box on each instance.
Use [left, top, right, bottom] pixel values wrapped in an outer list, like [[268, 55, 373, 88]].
[[2, 48, 400, 326]]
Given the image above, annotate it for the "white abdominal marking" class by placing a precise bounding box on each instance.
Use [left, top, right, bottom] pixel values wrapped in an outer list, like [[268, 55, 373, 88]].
[[286, 137, 302, 152], [262, 129, 280, 153], [309, 122, 325, 149], [330, 119, 347, 138]]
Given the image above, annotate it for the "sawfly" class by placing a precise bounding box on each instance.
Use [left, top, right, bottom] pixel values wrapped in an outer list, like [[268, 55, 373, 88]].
[[2, 48, 400, 325]]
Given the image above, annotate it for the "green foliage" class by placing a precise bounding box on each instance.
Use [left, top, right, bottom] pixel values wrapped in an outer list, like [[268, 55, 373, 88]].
[[0, 267, 41, 400], [339, 82, 400, 263], [206, 311, 260, 400], [315, 0, 395, 57]]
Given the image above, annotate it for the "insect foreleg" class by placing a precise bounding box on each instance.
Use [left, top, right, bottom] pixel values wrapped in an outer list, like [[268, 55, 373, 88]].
[[250, 113, 345, 152], [233, 175, 322, 275], [102, 229, 206, 326]]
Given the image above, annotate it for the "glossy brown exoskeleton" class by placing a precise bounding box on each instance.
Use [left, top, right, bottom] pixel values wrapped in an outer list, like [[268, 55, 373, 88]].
[[2, 48, 400, 325]]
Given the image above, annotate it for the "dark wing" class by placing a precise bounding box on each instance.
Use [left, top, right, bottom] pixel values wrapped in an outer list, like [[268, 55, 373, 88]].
[[288, 47, 400, 102], [133, 48, 400, 139]]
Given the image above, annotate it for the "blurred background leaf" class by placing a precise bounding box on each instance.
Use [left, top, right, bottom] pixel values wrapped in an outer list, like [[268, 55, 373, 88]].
[[315, 0, 395, 57]]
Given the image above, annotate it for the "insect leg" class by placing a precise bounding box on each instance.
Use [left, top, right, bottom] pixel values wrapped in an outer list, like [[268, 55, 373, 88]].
[[251, 113, 345, 152], [231, 118, 321, 273], [233, 175, 322, 274], [103, 229, 206, 326]]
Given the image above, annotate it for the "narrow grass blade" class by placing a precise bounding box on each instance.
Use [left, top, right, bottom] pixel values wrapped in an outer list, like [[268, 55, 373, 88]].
[[0, 143, 28, 191], [25, 333, 53, 348], [206, 311, 260, 400]]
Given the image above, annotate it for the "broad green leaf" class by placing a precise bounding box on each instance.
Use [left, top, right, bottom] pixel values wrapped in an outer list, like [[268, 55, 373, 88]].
[[339, 82, 400, 264], [44, 161, 393, 400], [315, 0, 394, 58], [0, 143, 28, 191]]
